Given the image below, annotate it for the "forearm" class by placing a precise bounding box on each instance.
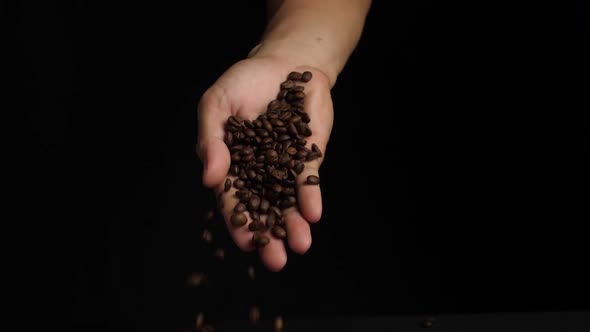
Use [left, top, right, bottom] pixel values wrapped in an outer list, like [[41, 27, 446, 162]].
[[251, 0, 372, 86]]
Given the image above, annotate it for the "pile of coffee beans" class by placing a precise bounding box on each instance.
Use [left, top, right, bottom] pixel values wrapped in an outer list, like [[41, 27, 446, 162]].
[[223, 71, 321, 247]]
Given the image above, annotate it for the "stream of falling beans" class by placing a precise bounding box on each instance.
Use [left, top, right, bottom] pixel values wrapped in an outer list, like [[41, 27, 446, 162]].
[[185, 71, 320, 332]]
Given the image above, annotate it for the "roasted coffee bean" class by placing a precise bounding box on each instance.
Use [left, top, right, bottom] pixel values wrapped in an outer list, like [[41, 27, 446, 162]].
[[270, 206, 282, 217], [280, 80, 295, 89], [244, 128, 256, 137], [252, 232, 270, 247], [202, 229, 212, 244], [224, 131, 233, 146], [255, 129, 269, 138], [271, 226, 287, 239], [249, 306, 260, 324], [230, 213, 248, 227], [230, 164, 240, 176], [293, 161, 305, 175], [268, 100, 281, 112], [286, 146, 298, 156], [271, 183, 283, 193], [278, 134, 291, 142], [196, 312, 205, 329], [283, 187, 295, 196], [248, 220, 264, 231], [288, 123, 299, 136], [306, 151, 320, 161], [270, 118, 285, 127], [233, 179, 245, 189], [242, 154, 255, 162], [280, 196, 296, 209], [295, 150, 308, 160], [228, 115, 242, 127], [248, 265, 255, 280], [242, 119, 252, 128], [277, 89, 288, 100], [273, 126, 288, 134], [266, 149, 279, 163], [247, 169, 257, 179], [301, 71, 313, 82], [288, 71, 302, 80], [311, 143, 323, 157], [259, 199, 270, 213], [251, 211, 260, 221], [214, 248, 225, 260], [274, 316, 284, 332], [239, 170, 248, 180], [187, 272, 206, 287], [267, 212, 276, 228], [296, 138, 307, 146], [234, 202, 247, 213], [292, 86, 304, 92], [290, 115, 302, 123], [224, 178, 232, 192], [247, 196, 261, 211], [231, 153, 241, 162], [306, 175, 320, 185], [279, 153, 291, 165], [293, 91, 305, 99], [255, 174, 264, 182], [301, 112, 311, 123], [229, 145, 243, 153], [279, 111, 292, 121]]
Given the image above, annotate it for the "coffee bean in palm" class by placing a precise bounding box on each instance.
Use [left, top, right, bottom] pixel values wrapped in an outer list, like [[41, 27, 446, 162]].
[[271, 226, 287, 239], [288, 71, 302, 80], [280, 196, 296, 209], [266, 150, 279, 163], [230, 164, 240, 176], [252, 232, 270, 247], [283, 186, 295, 196], [231, 153, 241, 162], [274, 316, 284, 332], [301, 112, 311, 123], [280, 80, 295, 90], [233, 179, 245, 189], [247, 169, 257, 180], [243, 119, 254, 129], [230, 213, 248, 227], [295, 150, 308, 160], [267, 212, 276, 228], [228, 115, 241, 127], [301, 71, 312, 82], [306, 175, 320, 185], [247, 196, 261, 211], [224, 131, 233, 146], [234, 203, 247, 213], [248, 221, 263, 232], [278, 89, 288, 100], [259, 199, 270, 213], [306, 151, 320, 161], [224, 178, 232, 192]]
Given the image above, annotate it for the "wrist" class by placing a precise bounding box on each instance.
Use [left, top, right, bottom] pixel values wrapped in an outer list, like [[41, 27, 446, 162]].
[[248, 40, 340, 87]]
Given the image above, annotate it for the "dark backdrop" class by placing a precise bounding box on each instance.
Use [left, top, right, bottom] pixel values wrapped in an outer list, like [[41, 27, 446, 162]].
[[17, 1, 590, 331]]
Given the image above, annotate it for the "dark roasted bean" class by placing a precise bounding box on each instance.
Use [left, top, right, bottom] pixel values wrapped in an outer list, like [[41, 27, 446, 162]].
[[306, 175, 320, 185], [272, 226, 287, 239], [280, 80, 295, 89], [230, 213, 248, 227], [301, 71, 312, 82], [288, 71, 302, 80], [224, 178, 232, 192]]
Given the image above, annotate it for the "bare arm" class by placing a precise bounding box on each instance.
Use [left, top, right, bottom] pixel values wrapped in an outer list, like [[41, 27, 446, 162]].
[[253, 0, 372, 86]]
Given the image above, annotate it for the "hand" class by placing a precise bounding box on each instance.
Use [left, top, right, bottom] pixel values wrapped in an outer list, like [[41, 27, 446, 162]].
[[197, 56, 334, 271]]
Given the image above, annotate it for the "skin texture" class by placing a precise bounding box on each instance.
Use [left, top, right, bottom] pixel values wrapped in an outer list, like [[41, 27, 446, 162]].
[[197, 0, 371, 271]]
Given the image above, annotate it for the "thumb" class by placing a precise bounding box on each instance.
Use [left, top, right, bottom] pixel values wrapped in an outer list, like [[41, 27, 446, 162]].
[[197, 89, 231, 188]]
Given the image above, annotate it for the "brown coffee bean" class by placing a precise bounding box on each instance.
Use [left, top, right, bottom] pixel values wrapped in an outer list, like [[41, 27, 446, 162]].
[[306, 175, 320, 185], [259, 199, 270, 213], [187, 272, 205, 287], [247, 169, 257, 179], [301, 112, 311, 123], [255, 129, 269, 138], [295, 150, 308, 160], [270, 118, 285, 127], [293, 91, 305, 99], [280, 196, 296, 209], [266, 150, 279, 163], [301, 71, 312, 82], [277, 89, 288, 100], [249, 306, 260, 324], [288, 71, 303, 80], [422, 318, 435, 328], [270, 206, 282, 217], [311, 143, 323, 157], [243, 119, 254, 129], [248, 265, 255, 280], [224, 178, 232, 192], [279, 111, 292, 121], [279, 153, 291, 165], [251, 211, 260, 221], [283, 187, 295, 196], [244, 128, 256, 137], [280, 80, 295, 89], [202, 229, 212, 244], [293, 161, 305, 175], [233, 179, 245, 190], [267, 212, 276, 229], [273, 126, 288, 134], [234, 202, 247, 213], [228, 115, 242, 127], [268, 100, 281, 112], [231, 153, 241, 162], [252, 232, 270, 247], [224, 131, 233, 146], [248, 220, 263, 231], [242, 154, 254, 162], [274, 316, 284, 332], [271, 226, 287, 239], [230, 164, 240, 176], [214, 248, 224, 260], [247, 196, 261, 211], [230, 213, 248, 227], [196, 312, 204, 329], [306, 151, 320, 161], [286, 146, 298, 156]]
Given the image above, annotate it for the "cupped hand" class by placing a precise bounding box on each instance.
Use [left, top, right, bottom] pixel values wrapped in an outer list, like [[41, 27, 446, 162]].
[[197, 56, 333, 271]]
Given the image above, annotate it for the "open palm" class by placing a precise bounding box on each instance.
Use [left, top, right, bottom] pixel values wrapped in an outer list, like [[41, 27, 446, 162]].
[[197, 56, 334, 271]]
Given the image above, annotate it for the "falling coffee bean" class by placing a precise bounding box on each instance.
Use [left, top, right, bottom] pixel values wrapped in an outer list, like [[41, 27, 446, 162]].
[[274, 316, 284, 332], [306, 175, 320, 185], [202, 230, 212, 244]]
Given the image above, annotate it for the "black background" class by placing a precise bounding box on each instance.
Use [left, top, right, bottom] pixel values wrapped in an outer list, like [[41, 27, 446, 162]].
[[17, 0, 590, 331]]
